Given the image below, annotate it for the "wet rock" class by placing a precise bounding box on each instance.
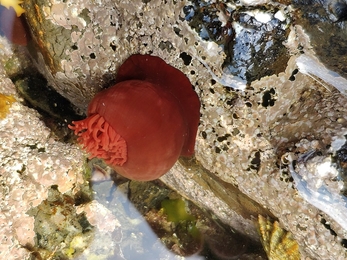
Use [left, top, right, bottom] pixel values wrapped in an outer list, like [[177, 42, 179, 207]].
[[2, 0, 347, 259], [184, 1, 291, 82], [26, 187, 94, 259], [0, 38, 86, 258], [15, 74, 78, 122], [293, 0, 347, 79]]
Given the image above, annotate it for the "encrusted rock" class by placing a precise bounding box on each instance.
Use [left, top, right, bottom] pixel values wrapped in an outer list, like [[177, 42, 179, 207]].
[[0, 37, 85, 258], [2, 0, 347, 259]]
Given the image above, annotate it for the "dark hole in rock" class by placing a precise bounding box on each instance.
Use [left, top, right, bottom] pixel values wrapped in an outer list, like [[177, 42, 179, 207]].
[[201, 131, 207, 139], [289, 68, 299, 81], [341, 239, 347, 248], [262, 88, 276, 107], [110, 42, 117, 51], [217, 134, 231, 142], [180, 52, 192, 65], [250, 151, 261, 172], [245, 101, 252, 107], [320, 217, 337, 236], [174, 27, 183, 37], [159, 40, 174, 52]]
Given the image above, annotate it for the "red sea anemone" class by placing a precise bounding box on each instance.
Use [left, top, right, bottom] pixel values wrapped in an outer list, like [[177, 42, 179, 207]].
[[69, 54, 200, 181]]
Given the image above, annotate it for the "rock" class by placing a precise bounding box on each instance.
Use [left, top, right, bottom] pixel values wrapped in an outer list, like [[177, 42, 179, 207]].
[[2, 0, 347, 259], [293, 0, 347, 79]]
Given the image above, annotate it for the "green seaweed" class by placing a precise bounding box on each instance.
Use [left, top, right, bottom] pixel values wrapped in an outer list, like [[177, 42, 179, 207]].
[[161, 198, 195, 223]]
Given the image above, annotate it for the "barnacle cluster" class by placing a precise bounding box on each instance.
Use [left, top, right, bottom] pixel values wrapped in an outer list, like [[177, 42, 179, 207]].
[[287, 132, 347, 235]]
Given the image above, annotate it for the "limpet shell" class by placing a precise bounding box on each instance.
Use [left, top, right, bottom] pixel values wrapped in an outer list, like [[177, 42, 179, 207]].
[[258, 215, 300, 260]]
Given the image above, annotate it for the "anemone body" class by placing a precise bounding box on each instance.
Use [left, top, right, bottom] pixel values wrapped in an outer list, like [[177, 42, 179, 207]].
[[70, 54, 200, 181]]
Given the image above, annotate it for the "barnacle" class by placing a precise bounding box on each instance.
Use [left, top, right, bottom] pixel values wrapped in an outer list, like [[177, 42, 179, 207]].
[[0, 0, 25, 16], [258, 215, 300, 260]]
